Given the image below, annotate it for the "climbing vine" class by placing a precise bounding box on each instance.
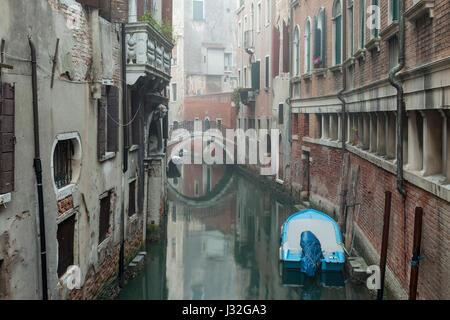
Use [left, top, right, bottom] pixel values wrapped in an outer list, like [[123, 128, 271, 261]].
[[233, 87, 243, 116]]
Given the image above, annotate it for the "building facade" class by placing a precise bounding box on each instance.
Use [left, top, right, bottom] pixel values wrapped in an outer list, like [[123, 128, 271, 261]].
[[236, 0, 292, 181], [168, 0, 239, 127], [0, 0, 172, 300], [288, 0, 449, 299]]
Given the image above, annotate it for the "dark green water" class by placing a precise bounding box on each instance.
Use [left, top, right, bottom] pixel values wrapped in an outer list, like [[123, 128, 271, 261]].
[[118, 166, 373, 300]]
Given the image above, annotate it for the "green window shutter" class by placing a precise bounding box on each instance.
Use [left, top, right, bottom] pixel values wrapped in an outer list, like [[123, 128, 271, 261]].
[[393, 0, 399, 21], [320, 9, 326, 68], [313, 17, 320, 62], [374, 0, 379, 37], [265, 56, 269, 88], [251, 61, 260, 91], [193, 1, 203, 20], [336, 16, 342, 65], [360, 0, 365, 48]]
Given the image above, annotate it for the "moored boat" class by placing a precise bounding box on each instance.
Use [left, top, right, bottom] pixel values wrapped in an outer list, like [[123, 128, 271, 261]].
[[280, 209, 345, 274]]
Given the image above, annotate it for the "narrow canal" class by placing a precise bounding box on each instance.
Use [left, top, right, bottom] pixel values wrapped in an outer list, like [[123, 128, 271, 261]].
[[118, 165, 373, 300]]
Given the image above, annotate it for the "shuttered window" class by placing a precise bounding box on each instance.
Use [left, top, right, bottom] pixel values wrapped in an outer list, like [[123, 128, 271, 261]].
[[333, 1, 342, 65], [265, 56, 270, 88], [128, 180, 136, 217], [0, 83, 14, 195], [193, 1, 203, 20], [279, 104, 284, 125], [283, 22, 290, 73], [98, 85, 119, 160], [359, 0, 365, 48], [57, 214, 75, 278], [392, 0, 399, 21], [99, 193, 111, 244], [251, 61, 260, 91], [272, 26, 280, 78]]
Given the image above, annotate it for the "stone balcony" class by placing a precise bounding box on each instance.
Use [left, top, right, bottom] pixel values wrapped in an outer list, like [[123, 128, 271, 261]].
[[125, 22, 173, 86]]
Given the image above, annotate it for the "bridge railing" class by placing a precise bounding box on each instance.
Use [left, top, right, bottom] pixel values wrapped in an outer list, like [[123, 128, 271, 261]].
[[170, 120, 233, 139]]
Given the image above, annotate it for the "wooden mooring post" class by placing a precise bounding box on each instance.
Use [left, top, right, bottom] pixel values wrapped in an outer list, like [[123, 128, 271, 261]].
[[409, 207, 423, 300], [378, 191, 392, 300]]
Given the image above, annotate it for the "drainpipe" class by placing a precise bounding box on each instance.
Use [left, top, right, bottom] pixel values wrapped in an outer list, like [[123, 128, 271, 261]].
[[119, 23, 129, 287], [286, 1, 294, 145], [338, 0, 347, 160], [29, 38, 48, 300], [388, 0, 407, 198]]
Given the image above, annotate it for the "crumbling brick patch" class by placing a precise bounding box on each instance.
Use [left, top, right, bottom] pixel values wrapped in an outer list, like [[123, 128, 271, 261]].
[[57, 196, 74, 216]]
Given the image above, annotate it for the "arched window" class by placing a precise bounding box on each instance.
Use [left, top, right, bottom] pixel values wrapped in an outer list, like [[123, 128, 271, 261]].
[[304, 18, 311, 73], [313, 8, 326, 69], [293, 26, 300, 76], [333, 0, 342, 65]]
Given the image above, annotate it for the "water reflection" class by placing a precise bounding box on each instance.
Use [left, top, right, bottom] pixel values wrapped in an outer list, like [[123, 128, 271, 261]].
[[118, 164, 372, 300]]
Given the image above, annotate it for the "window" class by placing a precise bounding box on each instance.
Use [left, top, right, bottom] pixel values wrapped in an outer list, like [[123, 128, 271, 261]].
[[171, 204, 177, 223], [244, 67, 247, 87], [128, 180, 136, 217], [99, 192, 111, 244], [257, 2, 262, 32], [172, 83, 177, 102], [370, 0, 379, 38], [390, 0, 399, 23], [194, 180, 199, 196], [193, 0, 203, 20], [388, 36, 399, 70], [251, 3, 255, 32], [348, 1, 354, 56], [359, 0, 365, 49], [98, 85, 119, 160], [294, 26, 300, 76], [217, 119, 222, 130], [224, 53, 232, 72], [53, 140, 74, 189], [283, 22, 290, 73], [207, 48, 225, 75], [304, 18, 311, 73], [251, 60, 261, 91], [238, 22, 242, 47], [57, 214, 75, 278], [0, 83, 15, 195], [279, 104, 284, 125], [313, 8, 326, 69], [265, 0, 270, 24], [265, 56, 270, 88], [333, 0, 343, 65]]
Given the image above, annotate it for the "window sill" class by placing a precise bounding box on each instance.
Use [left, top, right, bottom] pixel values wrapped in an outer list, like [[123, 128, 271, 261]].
[[56, 184, 77, 201], [354, 48, 366, 61], [99, 151, 116, 162], [313, 68, 327, 78], [380, 22, 399, 41], [98, 236, 112, 252], [301, 73, 312, 81], [291, 75, 301, 83], [343, 57, 355, 68], [365, 37, 381, 52], [129, 145, 139, 153], [0, 193, 12, 206], [329, 64, 343, 73], [405, 0, 435, 22]]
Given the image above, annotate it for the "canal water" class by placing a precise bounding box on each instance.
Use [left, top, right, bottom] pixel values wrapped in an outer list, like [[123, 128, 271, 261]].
[[118, 165, 373, 300]]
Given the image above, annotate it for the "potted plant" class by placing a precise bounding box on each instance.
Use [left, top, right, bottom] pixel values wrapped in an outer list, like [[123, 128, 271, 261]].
[[314, 56, 323, 69]]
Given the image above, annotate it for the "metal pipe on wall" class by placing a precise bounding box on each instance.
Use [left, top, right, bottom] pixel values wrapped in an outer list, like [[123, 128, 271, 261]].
[[388, 0, 407, 198], [29, 38, 48, 300]]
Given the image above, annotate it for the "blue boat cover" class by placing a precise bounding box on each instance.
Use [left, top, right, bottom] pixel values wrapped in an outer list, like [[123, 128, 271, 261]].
[[300, 231, 323, 277]]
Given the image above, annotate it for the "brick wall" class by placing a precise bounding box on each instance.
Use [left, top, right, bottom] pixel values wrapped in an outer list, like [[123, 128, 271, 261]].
[[184, 93, 237, 129]]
